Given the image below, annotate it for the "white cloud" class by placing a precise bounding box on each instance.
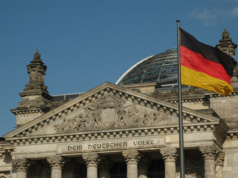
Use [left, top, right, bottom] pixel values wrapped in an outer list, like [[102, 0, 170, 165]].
[[230, 6, 238, 15], [190, 6, 238, 26]]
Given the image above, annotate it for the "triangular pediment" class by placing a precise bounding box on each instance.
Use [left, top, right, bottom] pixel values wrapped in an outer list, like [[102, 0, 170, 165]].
[[4, 82, 221, 138]]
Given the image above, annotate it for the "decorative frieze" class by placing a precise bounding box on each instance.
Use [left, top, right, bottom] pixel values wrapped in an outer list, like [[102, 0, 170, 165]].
[[47, 156, 65, 169], [12, 159, 30, 172], [82, 153, 101, 167], [8, 122, 217, 146], [160, 147, 178, 162], [122, 150, 141, 164], [170, 98, 205, 104], [53, 93, 176, 133], [13, 109, 45, 115], [208, 91, 238, 99], [199, 146, 220, 160]]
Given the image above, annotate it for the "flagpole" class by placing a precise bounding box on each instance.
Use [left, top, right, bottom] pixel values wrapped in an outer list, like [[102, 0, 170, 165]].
[[176, 20, 185, 178]]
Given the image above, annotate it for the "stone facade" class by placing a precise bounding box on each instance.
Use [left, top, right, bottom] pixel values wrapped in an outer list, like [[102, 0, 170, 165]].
[[0, 29, 238, 178]]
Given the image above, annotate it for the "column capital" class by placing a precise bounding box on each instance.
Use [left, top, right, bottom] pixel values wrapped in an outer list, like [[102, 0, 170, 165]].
[[160, 147, 178, 162], [216, 151, 225, 166], [12, 159, 30, 172], [82, 153, 100, 167], [199, 146, 220, 160], [122, 150, 141, 165], [47, 156, 65, 170]]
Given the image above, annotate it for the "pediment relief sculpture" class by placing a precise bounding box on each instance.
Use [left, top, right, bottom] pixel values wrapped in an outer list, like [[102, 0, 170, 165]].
[[53, 93, 178, 133], [6, 84, 218, 138]]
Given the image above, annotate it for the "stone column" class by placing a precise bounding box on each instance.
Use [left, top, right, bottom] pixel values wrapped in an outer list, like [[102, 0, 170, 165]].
[[199, 146, 219, 178], [82, 153, 101, 178], [160, 147, 178, 178], [47, 156, 65, 178], [122, 150, 141, 178], [99, 157, 112, 178], [216, 152, 225, 178], [12, 159, 30, 178], [138, 157, 150, 178]]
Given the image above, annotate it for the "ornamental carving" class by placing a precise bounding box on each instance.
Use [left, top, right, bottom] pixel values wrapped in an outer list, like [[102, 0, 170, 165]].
[[53, 93, 176, 133], [122, 150, 141, 164], [12, 159, 30, 172], [216, 151, 225, 166], [82, 153, 100, 167], [199, 146, 220, 160], [47, 156, 65, 169], [160, 147, 178, 162]]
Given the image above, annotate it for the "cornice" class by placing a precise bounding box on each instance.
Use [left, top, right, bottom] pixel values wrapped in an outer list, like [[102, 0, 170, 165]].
[[226, 130, 238, 139], [169, 97, 206, 104], [5, 122, 219, 146], [0, 143, 15, 158], [207, 91, 238, 99], [11, 107, 49, 115], [161, 89, 238, 103]]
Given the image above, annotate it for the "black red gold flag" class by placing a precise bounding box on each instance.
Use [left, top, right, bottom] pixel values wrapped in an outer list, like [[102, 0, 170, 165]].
[[179, 28, 237, 96]]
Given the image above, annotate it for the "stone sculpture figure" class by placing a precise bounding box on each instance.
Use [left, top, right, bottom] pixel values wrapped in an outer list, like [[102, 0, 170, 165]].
[[53, 92, 175, 133]]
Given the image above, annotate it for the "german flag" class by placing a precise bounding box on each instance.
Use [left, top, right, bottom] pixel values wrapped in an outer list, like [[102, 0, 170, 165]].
[[179, 28, 237, 96]]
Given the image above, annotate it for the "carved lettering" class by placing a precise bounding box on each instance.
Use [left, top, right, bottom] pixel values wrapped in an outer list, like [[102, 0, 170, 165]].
[[88, 142, 127, 150], [133, 140, 154, 146], [60, 139, 162, 153], [68, 145, 82, 151]]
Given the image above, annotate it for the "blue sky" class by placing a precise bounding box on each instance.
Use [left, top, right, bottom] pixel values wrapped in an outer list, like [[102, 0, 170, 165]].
[[1, 0, 238, 136]]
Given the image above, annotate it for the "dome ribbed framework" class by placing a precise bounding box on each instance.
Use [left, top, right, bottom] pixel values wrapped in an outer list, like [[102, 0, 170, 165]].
[[117, 48, 178, 85]]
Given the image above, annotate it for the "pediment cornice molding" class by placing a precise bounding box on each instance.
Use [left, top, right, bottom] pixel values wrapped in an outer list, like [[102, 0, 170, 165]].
[[169, 97, 206, 104], [207, 91, 238, 99], [227, 130, 238, 139], [7, 122, 219, 146], [4, 82, 222, 139]]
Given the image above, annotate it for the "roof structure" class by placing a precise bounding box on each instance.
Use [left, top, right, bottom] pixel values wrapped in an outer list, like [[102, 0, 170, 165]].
[[116, 48, 178, 86]]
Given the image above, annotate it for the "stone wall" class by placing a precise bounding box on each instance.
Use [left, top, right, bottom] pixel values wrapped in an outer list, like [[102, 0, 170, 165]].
[[209, 95, 238, 130]]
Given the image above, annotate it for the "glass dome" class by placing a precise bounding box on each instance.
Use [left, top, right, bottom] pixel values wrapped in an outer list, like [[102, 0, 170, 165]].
[[116, 48, 178, 85]]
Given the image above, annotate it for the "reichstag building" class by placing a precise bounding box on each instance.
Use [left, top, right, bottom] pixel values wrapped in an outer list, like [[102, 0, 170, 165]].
[[0, 28, 237, 178]]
